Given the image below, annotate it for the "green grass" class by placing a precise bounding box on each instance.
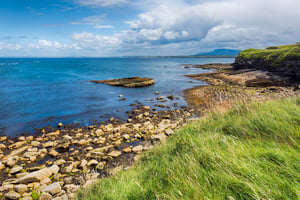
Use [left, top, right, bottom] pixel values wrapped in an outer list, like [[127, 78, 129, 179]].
[[237, 44, 300, 66], [76, 98, 300, 200]]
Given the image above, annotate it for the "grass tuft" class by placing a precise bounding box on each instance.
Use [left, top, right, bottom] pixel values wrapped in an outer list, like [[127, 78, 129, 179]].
[[76, 98, 300, 200]]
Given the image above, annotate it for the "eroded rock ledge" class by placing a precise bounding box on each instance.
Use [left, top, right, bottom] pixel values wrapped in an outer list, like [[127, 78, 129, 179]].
[[91, 76, 155, 88]]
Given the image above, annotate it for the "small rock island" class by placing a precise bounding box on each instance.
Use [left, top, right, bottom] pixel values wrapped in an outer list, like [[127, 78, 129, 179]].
[[91, 76, 155, 88]]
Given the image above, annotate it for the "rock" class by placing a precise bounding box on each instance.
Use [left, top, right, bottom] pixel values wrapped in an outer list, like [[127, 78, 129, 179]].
[[132, 145, 143, 153], [87, 160, 98, 167], [79, 159, 88, 169], [16, 172, 28, 178], [63, 177, 73, 185], [56, 142, 70, 152], [155, 91, 160, 95], [9, 166, 23, 174], [0, 161, 5, 170], [118, 94, 123, 97], [31, 141, 40, 147], [41, 182, 62, 195], [64, 184, 80, 193], [156, 96, 164, 100], [39, 192, 53, 200], [96, 161, 106, 170], [49, 164, 60, 174], [165, 128, 175, 136], [54, 159, 66, 166], [62, 135, 72, 140], [8, 141, 26, 149], [49, 149, 59, 157], [5, 156, 19, 167], [1, 184, 14, 191], [17, 136, 25, 141], [108, 151, 122, 158], [91, 76, 155, 88], [57, 123, 63, 128], [122, 147, 132, 153], [152, 134, 167, 142], [43, 141, 57, 148], [17, 167, 53, 184], [4, 146, 28, 159], [95, 129, 104, 136], [40, 177, 52, 185], [167, 95, 174, 100], [4, 191, 21, 200], [14, 184, 28, 194]]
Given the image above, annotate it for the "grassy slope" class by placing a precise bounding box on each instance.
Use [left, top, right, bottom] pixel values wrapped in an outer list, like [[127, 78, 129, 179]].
[[76, 98, 300, 200], [238, 44, 300, 66]]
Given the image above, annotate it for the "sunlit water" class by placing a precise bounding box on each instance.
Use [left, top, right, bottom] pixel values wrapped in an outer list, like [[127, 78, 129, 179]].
[[0, 57, 234, 136]]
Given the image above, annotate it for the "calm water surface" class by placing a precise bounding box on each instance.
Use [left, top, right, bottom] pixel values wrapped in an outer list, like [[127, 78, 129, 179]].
[[0, 57, 234, 136]]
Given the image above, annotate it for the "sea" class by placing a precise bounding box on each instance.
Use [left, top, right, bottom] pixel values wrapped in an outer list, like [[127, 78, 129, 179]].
[[0, 57, 234, 137]]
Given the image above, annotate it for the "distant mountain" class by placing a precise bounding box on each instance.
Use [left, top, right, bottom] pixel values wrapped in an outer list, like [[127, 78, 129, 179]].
[[195, 49, 241, 56]]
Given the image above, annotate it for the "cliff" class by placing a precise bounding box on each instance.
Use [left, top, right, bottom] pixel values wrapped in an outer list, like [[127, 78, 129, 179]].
[[233, 44, 300, 79]]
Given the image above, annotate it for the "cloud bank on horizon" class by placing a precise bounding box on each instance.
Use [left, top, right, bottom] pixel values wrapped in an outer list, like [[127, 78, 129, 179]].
[[0, 0, 299, 57]]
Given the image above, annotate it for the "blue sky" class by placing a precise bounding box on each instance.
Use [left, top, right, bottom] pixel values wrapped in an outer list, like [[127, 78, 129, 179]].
[[0, 0, 300, 57]]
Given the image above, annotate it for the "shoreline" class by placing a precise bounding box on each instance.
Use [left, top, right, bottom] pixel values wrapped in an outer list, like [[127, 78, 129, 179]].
[[0, 63, 299, 199]]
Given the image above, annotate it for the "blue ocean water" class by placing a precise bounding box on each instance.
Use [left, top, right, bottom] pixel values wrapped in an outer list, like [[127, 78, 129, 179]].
[[0, 57, 234, 137]]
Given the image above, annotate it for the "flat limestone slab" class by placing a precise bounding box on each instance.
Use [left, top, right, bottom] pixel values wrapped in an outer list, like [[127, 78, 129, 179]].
[[91, 76, 155, 88]]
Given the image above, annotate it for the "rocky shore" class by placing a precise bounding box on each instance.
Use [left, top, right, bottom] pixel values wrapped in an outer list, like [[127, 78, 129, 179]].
[[0, 101, 198, 200], [1, 62, 299, 200], [91, 76, 155, 88]]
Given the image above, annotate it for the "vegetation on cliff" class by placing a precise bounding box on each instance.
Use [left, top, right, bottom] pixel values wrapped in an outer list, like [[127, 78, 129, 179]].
[[76, 98, 300, 200], [237, 44, 300, 64]]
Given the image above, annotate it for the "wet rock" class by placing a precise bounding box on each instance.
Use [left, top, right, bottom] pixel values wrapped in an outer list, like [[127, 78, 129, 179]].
[[87, 160, 98, 167], [0, 162, 5, 170], [4, 191, 21, 200], [49, 149, 59, 157], [156, 96, 164, 100], [57, 123, 63, 128], [41, 182, 62, 195], [108, 151, 122, 158], [17, 136, 25, 141], [122, 147, 132, 153], [167, 95, 174, 100], [14, 184, 27, 194], [8, 141, 26, 149], [155, 91, 160, 95]]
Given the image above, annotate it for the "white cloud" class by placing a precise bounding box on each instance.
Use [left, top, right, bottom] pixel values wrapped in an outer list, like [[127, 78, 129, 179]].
[[72, 32, 121, 49], [74, 0, 128, 7], [94, 25, 113, 29], [38, 40, 63, 48]]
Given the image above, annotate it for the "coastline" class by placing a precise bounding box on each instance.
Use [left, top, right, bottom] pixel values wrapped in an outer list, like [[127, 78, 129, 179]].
[[0, 62, 299, 199]]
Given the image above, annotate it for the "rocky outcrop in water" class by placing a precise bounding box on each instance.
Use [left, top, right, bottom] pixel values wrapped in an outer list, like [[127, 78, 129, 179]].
[[91, 76, 155, 88]]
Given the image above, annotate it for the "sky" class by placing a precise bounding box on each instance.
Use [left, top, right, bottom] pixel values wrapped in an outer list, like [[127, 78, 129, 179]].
[[0, 0, 299, 57]]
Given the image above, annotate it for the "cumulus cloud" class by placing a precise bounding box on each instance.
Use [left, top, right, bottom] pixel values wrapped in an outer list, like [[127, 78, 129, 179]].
[[72, 32, 122, 49], [38, 40, 63, 48], [74, 0, 128, 7]]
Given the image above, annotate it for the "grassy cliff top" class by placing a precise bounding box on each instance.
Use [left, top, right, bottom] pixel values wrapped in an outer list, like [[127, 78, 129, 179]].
[[76, 98, 300, 200], [238, 43, 300, 64]]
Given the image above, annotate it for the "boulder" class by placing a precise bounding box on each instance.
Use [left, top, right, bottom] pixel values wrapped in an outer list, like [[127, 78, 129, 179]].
[[17, 167, 53, 184], [4, 191, 21, 200], [41, 182, 62, 195]]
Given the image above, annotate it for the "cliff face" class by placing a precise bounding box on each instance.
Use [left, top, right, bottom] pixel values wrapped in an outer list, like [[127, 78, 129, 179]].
[[233, 45, 300, 79]]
